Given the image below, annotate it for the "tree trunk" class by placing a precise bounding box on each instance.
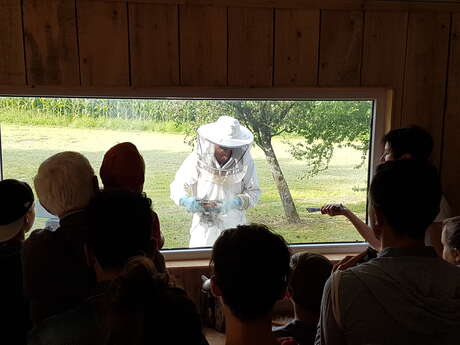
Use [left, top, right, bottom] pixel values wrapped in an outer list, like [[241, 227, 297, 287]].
[[260, 139, 301, 224]]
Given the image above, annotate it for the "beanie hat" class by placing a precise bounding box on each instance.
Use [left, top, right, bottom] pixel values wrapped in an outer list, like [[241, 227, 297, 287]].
[[100, 142, 145, 193], [0, 179, 34, 242]]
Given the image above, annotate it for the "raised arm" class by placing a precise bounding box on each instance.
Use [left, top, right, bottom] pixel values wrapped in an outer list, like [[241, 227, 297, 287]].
[[321, 204, 381, 251]]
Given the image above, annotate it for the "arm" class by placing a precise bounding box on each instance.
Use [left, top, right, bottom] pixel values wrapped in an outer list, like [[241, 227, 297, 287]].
[[321, 204, 380, 251], [170, 153, 199, 205], [238, 155, 261, 209]]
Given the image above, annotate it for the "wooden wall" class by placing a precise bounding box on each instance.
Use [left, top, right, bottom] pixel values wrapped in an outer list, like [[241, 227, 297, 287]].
[[0, 0, 459, 214]]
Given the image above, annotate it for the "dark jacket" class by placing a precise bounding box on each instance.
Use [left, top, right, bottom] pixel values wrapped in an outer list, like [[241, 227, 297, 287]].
[[273, 320, 317, 345], [0, 241, 31, 345], [22, 211, 96, 325], [28, 285, 209, 345]]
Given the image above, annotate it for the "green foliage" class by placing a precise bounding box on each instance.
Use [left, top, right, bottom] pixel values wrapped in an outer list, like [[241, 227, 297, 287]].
[[0, 97, 372, 178], [171, 100, 373, 177], [288, 101, 372, 176]]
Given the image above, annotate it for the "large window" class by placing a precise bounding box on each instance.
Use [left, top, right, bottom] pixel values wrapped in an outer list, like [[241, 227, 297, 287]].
[[0, 92, 385, 254]]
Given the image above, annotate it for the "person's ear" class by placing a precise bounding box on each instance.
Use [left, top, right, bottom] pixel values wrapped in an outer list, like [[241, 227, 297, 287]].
[[210, 276, 222, 297], [400, 153, 413, 160], [372, 207, 385, 240], [84, 244, 96, 268]]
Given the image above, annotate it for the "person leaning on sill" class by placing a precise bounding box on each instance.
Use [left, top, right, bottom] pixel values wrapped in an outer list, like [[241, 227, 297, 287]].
[[210, 224, 298, 345], [315, 160, 460, 345], [22, 152, 99, 325], [321, 126, 451, 255], [28, 190, 209, 345], [100, 142, 165, 272], [0, 179, 35, 345]]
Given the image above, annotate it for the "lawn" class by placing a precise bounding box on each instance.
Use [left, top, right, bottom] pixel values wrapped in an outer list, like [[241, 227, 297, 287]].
[[1, 124, 368, 249]]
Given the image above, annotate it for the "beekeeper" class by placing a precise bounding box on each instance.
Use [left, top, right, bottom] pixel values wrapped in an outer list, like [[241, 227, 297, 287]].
[[170, 116, 261, 248]]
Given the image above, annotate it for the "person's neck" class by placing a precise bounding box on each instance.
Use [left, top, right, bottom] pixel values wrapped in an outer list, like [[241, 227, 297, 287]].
[[224, 307, 279, 345], [379, 226, 426, 250], [293, 303, 318, 327]]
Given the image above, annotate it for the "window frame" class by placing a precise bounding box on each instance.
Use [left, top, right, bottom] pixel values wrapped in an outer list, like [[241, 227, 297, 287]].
[[0, 87, 392, 259]]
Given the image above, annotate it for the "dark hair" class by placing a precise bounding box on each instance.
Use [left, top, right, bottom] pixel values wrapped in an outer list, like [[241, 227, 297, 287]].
[[211, 224, 290, 321], [103, 256, 205, 345], [86, 191, 205, 345], [289, 252, 332, 313], [383, 126, 433, 161], [443, 217, 460, 249], [370, 160, 441, 240], [86, 189, 153, 270]]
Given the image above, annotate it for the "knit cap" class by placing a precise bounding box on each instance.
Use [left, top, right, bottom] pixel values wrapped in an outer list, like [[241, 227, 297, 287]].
[[100, 142, 145, 193]]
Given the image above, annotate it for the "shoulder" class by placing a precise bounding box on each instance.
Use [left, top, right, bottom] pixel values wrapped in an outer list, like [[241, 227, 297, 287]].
[[167, 287, 197, 310], [28, 302, 100, 345], [23, 228, 56, 257]]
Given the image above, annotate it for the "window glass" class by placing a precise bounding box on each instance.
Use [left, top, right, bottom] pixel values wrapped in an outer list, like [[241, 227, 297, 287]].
[[0, 98, 372, 249]]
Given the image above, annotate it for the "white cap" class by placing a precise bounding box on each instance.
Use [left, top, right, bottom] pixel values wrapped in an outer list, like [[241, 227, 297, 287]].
[[198, 116, 253, 148]]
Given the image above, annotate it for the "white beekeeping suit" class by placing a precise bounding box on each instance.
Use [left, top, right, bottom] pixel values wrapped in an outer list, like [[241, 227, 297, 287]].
[[170, 116, 261, 248]]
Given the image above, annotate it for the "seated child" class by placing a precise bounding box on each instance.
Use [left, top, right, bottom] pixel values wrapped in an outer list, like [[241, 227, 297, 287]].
[[273, 252, 332, 345], [28, 190, 208, 345], [100, 142, 164, 250], [0, 179, 35, 345], [211, 224, 295, 345], [441, 216, 460, 266]]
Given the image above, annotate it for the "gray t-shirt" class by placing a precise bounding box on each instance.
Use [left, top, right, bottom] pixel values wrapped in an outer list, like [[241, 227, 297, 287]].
[[316, 247, 460, 345]]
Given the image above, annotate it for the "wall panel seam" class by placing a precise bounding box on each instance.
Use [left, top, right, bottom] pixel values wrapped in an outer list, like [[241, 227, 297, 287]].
[[439, 12, 454, 175], [400, 10, 411, 128], [20, 0, 28, 85], [74, 0, 82, 85], [126, 2, 132, 87]]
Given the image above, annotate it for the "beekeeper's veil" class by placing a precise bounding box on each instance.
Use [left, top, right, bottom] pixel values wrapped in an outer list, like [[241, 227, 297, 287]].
[[196, 116, 254, 185]]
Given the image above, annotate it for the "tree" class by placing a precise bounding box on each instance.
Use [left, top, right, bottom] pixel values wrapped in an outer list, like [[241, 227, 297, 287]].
[[172, 100, 372, 224]]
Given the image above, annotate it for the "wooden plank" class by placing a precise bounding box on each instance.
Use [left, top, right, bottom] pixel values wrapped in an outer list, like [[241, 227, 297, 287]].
[[228, 7, 273, 86], [362, 11, 408, 128], [70, 0, 366, 10], [77, 0, 129, 86], [0, 0, 25, 85], [23, 0, 80, 86], [179, 5, 227, 86], [69, 0, 460, 12], [319, 10, 364, 86], [0, 86, 390, 99], [401, 12, 450, 167], [129, 3, 179, 86], [274, 9, 320, 86], [442, 13, 460, 215]]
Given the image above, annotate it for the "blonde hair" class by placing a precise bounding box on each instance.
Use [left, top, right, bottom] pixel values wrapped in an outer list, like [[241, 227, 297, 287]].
[[443, 216, 460, 249], [34, 152, 96, 216]]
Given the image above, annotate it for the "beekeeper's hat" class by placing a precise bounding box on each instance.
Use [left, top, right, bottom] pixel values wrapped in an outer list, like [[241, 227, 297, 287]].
[[198, 116, 253, 148]]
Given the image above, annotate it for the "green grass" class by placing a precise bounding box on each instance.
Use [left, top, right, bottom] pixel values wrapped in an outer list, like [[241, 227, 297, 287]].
[[1, 123, 368, 249], [0, 109, 185, 133]]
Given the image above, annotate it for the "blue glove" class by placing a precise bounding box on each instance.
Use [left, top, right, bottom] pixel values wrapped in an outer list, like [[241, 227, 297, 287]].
[[179, 196, 204, 213], [221, 197, 243, 214]]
